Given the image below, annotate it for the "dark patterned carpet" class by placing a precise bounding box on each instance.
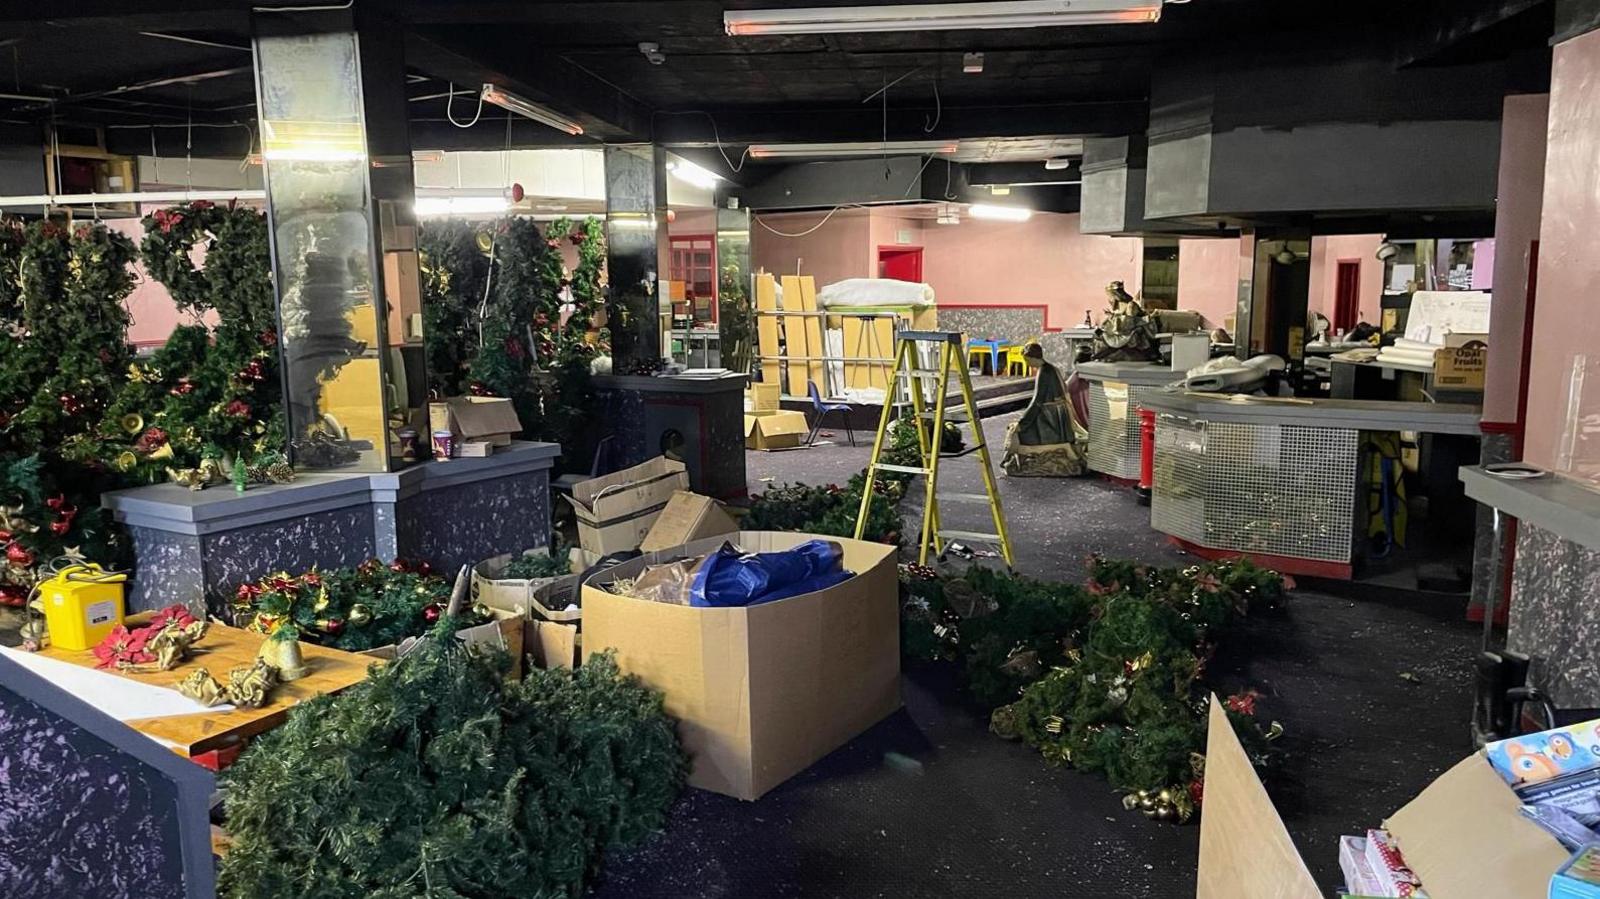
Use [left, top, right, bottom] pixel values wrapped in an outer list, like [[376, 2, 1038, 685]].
[[590, 412, 1479, 898]]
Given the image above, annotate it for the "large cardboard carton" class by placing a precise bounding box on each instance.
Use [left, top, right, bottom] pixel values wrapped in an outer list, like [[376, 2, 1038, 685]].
[[429, 396, 523, 448], [744, 410, 809, 451], [581, 531, 901, 801], [564, 457, 690, 556], [1198, 695, 1569, 899], [639, 491, 739, 553]]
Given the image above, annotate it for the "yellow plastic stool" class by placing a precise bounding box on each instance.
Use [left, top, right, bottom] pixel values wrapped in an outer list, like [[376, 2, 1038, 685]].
[[1004, 345, 1028, 376]]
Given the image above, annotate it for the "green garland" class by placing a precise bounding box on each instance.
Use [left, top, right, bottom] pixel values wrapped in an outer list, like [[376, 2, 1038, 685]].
[[217, 633, 684, 899], [902, 556, 1288, 822], [231, 558, 490, 652], [419, 221, 492, 397]]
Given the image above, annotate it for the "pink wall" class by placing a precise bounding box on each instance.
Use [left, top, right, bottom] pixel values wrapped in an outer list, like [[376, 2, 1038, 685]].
[[1177, 237, 1244, 328], [1526, 30, 1600, 469], [1307, 234, 1386, 325], [918, 211, 1142, 329], [1485, 93, 1550, 427], [751, 209, 873, 283], [867, 209, 924, 258], [110, 218, 217, 347]]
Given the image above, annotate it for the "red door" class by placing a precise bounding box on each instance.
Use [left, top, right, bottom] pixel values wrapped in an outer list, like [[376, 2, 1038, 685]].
[[1333, 260, 1361, 332], [878, 246, 923, 282]]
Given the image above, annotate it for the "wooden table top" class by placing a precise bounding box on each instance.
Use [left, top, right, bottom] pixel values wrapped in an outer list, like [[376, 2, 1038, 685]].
[[39, 619, 375, 758]]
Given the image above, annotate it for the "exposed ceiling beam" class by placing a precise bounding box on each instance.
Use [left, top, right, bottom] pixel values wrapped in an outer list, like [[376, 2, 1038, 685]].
[[655, 100, 1146, 151], [963, 161, 1082, 186], [406, 29, 652, 142]]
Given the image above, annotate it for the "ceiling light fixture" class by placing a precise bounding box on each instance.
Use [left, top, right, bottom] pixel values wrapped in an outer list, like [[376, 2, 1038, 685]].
[[1043, 157, 1073, 170], [480, 84, 584, 136], [746, 140, 960, 159], [725, 0, 1163, 36], [969, 203, 1033, 222]]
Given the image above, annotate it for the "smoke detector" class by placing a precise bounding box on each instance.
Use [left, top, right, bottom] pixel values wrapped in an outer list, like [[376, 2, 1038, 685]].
[[639, 42, 667, 65], [962, 51, 984, 74]]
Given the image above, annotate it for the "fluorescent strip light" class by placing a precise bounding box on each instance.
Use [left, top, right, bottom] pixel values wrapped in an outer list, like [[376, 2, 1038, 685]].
[[969, 204, 1032, 221], [747, 140, 959, 159], [725, 0, 1162, 35], [667, 158, 723, 190], [480, 84, 584, 136], [414, 195, 510, 218], [0, 189, 266, 207]]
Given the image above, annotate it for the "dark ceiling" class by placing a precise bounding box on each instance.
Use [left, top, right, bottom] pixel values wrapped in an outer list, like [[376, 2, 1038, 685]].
[[0, 0, 1559, 180]]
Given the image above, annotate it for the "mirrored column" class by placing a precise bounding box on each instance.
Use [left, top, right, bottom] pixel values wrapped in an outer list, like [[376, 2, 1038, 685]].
[[604, 144, 668, 374], [716, 204, 753, 375]]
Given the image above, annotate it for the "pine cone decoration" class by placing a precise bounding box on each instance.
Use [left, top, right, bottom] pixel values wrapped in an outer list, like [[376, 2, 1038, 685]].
[[265, 461, 295, 484]]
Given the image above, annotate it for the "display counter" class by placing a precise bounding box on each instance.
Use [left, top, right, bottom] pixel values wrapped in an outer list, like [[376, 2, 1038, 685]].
[[1143, 391, 1480, 578], [1461, 467, 1600, 708], [1074, 361, 1186, 480]]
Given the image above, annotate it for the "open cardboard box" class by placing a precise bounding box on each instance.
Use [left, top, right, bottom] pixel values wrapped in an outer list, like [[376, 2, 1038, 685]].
[[1198, 696, 1570, 898], [564, 456, 690, 555], [581, 530, 901, 801], [744, 410, 809, 451], [429, 395, 523, 449]]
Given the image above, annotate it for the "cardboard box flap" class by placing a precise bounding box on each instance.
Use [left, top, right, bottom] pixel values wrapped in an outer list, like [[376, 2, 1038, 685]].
[[430, 396, 523, 439], [568, 457, 689, 523], [1197, 695, 1321, 899], [1385, 754, 1569, 899], [640, 491, 739, 553]]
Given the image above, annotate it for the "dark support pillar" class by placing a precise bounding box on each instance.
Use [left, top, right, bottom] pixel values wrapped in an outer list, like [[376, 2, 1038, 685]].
[[1236, 230, 1311, 360], [603, 144, 669, 375], [252, 7, 426, 473]]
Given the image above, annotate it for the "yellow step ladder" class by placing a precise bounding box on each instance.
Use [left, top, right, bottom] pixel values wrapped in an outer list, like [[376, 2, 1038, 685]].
[[854, 331, 1015, 567]]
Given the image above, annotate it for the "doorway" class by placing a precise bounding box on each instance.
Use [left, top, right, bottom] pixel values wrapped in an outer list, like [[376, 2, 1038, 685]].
[[1333, 260, 1362, 332], [878, 246, 923, 282]]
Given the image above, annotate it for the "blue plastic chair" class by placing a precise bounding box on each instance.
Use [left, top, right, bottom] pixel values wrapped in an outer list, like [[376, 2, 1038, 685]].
[[806, 381, 855, 447]]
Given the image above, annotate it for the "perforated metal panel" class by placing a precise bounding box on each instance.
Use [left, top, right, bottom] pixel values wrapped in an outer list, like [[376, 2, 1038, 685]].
[[1086, 382, 1156, 479], [1151, 412, 1359, 564]]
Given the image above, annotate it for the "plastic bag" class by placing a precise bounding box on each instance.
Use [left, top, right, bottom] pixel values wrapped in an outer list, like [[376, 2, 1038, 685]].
[[688, 539, 851, 608]]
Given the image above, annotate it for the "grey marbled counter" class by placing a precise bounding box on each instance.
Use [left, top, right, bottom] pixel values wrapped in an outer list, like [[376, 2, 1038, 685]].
[[1460, 466, 1600, 553]]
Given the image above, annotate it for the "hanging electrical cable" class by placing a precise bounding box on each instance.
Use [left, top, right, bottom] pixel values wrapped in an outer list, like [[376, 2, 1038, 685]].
[[445, 81, 485, 129]]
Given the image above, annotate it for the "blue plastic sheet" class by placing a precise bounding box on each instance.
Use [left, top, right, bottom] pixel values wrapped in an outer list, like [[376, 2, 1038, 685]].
[[688, 539, 852, 607]]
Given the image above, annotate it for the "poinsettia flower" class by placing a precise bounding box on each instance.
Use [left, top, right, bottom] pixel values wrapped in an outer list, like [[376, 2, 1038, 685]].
[[1226, 690, 1261, 716], [226, 399, 251, 418]]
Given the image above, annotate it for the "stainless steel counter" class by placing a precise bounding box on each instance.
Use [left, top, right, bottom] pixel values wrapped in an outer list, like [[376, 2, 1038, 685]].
[[1140, 391, 1483, 435]]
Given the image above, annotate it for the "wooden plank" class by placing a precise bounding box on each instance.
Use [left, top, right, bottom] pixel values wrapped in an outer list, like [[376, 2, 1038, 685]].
[[40, 621, 374, 758], [1196, 694, 1320, 899], [796, 276, 827, 391], [779, 275, 811, 396], [755, 273, 783, 390]]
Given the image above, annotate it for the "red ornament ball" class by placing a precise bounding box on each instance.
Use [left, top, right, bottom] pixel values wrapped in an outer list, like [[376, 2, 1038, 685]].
[[58, 393, 85, 415], [422, 603, 442, 624], [6, 542, 34, 568], [0, 584, 27, 607], [320, 617, 345, 636]]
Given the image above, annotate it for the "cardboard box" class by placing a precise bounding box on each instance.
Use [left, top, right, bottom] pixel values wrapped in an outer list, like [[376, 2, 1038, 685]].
[[1434, 333, 1488, 390], [526, 619, 579, 670], [1197, 695, 1570, 899], [748, 382, 782, 413], [363, 610, 527, 678], [428, 396, 523, 448], [564, 456, 690, 556], [639, 491, 739, 553], [744, 410, 809, 451], [471, 551, 577, 622], [581, 531, 901, 801]]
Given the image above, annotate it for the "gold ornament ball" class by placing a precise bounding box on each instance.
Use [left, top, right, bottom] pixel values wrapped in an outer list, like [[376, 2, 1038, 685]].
[[347, 603, 373, 627]]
